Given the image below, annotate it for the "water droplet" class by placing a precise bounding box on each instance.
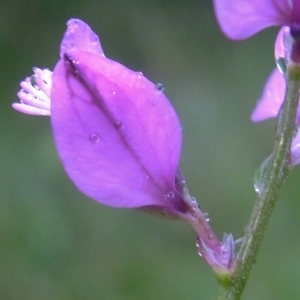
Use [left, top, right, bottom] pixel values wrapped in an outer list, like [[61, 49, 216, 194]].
[[30, 75, 37, 87], [151, 100, 157, 106], [90, 32, 99, 44], [73, 70, 80, 78], [111, 89, 116, 95], [234, 237, 244, 245], [89, 133, 100, 144], [190, 197, 200, 207], [156, 83, 164, 92], [67, 19, 80, 32], [64, 55, 81, 78], [275, 26, 293, 74], [195, 239, 203, 257], [167, 191, 175, 198], [204, 212, 210, 222], [137, 72, 143, 78], [276, 57, 286, 74], [253, 154, 272, 194], [114, 121, 123, 129], [208, 234, 213, 240]]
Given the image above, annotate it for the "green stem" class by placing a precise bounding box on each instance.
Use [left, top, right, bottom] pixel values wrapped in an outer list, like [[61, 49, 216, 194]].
[[217, 64, 300, 300]]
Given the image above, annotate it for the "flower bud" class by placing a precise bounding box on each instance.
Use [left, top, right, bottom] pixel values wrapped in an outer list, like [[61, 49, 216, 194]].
[[51, 19, 185, 213]]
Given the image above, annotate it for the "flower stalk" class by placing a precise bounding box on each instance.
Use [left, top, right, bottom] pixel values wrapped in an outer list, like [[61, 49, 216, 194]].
[[217, 63, 300, 300]]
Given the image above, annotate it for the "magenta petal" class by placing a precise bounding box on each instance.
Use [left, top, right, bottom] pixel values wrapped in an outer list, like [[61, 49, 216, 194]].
[[51, 52, 182, 208], [251, 69, 285, 122], [213, 0, 292, 39], [60, 19, 104, 57]]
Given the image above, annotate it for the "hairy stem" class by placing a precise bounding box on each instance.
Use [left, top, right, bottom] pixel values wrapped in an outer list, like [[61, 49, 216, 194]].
[[217, 64, 300, 300]]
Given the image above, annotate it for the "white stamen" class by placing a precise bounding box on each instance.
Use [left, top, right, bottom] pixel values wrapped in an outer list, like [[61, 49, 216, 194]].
[[12, 67, 52, 116]]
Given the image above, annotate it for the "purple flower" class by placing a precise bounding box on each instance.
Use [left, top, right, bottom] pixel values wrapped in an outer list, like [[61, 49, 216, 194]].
[[52, 19, 188, 214], [13, 19, 236, 271], [213, 0, 298, 40], [13, 19, 186, 214]]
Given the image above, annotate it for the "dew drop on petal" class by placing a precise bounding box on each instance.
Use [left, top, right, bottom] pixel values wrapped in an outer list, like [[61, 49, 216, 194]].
[[137, 72, 143, 78], [73, 70, 80, 78], [156, 83, 164, 92], [114, 120, 123, 129], [191, 197, 197, 203], [275, 26, 293, 74], [90, 32, 99, 44], [89, 133, 100, 144], [67, 19, 79, 32], [151, 100, 157, 106], [167, 191, 175, 198]]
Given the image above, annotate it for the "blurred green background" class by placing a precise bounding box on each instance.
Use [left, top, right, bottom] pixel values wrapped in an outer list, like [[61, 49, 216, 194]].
[[1, 0, 300, 299]]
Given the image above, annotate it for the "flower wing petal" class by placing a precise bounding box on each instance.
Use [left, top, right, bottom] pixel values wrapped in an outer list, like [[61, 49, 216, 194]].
[[51, 52, 182, 208], [213, 0, 292, 39], [251, 68, 285, 122]]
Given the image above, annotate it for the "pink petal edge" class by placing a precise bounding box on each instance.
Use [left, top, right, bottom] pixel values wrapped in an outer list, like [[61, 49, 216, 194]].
[[251, 68, 285, 122]]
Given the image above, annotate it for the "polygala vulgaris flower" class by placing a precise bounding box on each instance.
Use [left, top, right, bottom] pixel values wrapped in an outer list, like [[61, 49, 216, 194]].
[[30, 19, 187, 214], [13, 19, 236, 271], [13, 19, 186, 214]]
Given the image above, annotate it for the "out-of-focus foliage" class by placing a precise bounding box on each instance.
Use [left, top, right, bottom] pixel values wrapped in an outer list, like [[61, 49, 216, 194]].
[[1, 0, 300, 299]]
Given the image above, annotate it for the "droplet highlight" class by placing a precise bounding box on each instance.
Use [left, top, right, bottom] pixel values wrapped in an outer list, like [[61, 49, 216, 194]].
[[195, 238, 203, 257], [253, 154, 272, 194], [204, 212, 210, 222], [167, 191, 175, 198], [275, 26, 293, 74], [137, 72, 143, 78], [114, 121, 123, 129], [156, 83, 164, 92], [89, 133, 100, 144]]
